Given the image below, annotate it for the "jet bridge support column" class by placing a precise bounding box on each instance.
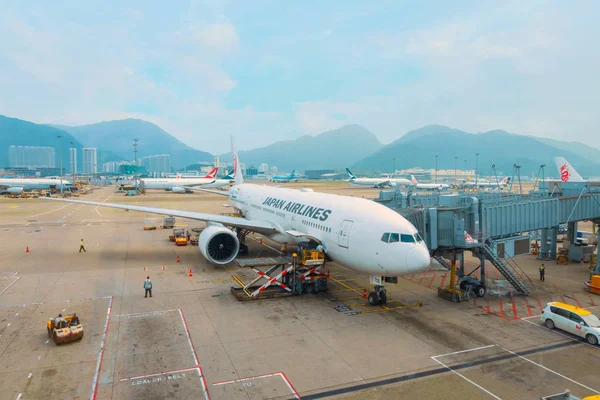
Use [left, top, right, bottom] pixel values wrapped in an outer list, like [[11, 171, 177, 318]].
[[567, 222, 578, 244], [550, 226, 558, 259], [539, 228, 549, 259], [479, 250, 486, 286]]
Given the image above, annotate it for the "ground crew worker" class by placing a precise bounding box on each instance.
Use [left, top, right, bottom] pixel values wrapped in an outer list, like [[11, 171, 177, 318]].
[[79, 239, 86, 252], [186, 230, 191, 241], [144, 276, 153, 298], [280, 244, 287, 256], [539, 264, 545, 281], [54, 313, 67, 329], [71, 313, 80, 326], [316, 243, 324, 253]]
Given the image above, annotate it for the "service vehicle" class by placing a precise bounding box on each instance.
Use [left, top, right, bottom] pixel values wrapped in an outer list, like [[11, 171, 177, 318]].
[[540, 302, 600, 345], [47, 315, 84, 345]]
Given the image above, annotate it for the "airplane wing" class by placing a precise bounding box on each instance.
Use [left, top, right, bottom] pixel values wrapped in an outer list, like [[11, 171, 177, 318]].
[[186, 187, 229, 196], [38, 197, 279, 235], [376, 180, 391, 188]]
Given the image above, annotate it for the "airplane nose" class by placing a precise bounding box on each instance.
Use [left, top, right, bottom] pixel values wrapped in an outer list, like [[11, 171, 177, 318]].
[[406, 245, 431, 271]]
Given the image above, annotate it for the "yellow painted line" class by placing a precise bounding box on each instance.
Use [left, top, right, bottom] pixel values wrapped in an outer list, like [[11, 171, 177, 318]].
[[360, 303, 422, 314], [211, 279, 234, 283], [328, 276, 365, 297], [7, 206, 19, 208]]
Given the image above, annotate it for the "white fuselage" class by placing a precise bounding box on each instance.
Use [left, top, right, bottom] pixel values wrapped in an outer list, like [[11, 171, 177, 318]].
[[229, 184, 431, 276], [349, 178, 390, 188], [203, 179, 233, 189], [140, 177, 214, 190], [0, 178, 72, 190], [414, 183, 450, 190]]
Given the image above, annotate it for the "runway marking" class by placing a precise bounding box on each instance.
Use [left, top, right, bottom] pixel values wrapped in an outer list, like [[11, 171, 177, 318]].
[[431, 346, 501, 400], [120, 367, 199, 382], [27, 373, 32, 379], [497, 345, 600, 393], [37, 356, 41, 361], [90, 296, 113, 400], [45, 340, 50, 344], [213, 372, 300, 399], [16, 393, 22, 400], [26, 203, 71, 219], [94, 207, 102, 217], [62, 224, 67, 228], [0, 277, 20, 296], [179, 308, 210, 399], [15, 313, 18, 317], [115, 310, 177, 318], [7, 323, 10, 327]]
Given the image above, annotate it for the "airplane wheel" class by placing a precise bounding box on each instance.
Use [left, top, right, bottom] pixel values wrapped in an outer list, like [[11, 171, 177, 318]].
[[475, 286, 486, 297], [368, 292, 380, 306], [378, 291, 387, 305]]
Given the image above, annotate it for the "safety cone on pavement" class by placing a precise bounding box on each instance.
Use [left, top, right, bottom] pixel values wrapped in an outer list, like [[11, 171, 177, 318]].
[[258, 237, 263, 245], [362, 288, 367, 298], [188, 268, 193, 277], [176, 256, 180, 263], [26, 246, 30, 253]]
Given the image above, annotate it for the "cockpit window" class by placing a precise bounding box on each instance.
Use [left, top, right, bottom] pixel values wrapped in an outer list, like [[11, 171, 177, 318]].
[[401, 234, 415, 243], [389, 233, 400, 243], [381, 233, 390, 243], [414, 233, 423, 242]]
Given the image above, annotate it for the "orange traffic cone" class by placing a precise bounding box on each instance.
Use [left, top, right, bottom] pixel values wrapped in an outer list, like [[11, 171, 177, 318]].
[[362, 288, 367, 298], [259, 237, 263, 245], [26, 246, 29, 253], [176, 256, 180, 263], [188, 268, 193, 277]]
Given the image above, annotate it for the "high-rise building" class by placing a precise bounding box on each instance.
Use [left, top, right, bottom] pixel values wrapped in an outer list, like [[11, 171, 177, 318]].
[[8, 146, 55, 168], [239, 162, 247, 176], [69, 148, 77, 174], [269, 166, 278, 174], [258, 163, 269, 174], [82, 148, 97, 175], [142, 154, 171, 175]]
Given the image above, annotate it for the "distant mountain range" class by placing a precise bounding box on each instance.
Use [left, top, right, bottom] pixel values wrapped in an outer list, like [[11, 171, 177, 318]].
[[220, 124, 383, 172], [53, 119, 213, 169], [2, 114, 599, 177], [352, 125, 600, 177], [0, 115, 84, 170]]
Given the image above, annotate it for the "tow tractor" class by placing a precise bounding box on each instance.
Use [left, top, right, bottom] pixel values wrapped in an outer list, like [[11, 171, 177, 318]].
[[170, 228, 188, 246], [47, 315, 84, 345]]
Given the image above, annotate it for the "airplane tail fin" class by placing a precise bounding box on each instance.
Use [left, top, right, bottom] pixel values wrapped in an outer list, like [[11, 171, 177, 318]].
[[231, 137, 244, 185], [290, 170, 295, 178], [204, 167, 219, 179], [555, 157, 585, 183], [346, 168, 356, 179], [411, 175, 419, 184], [224, 171, 234, 180], [175, 173, 182, 179]]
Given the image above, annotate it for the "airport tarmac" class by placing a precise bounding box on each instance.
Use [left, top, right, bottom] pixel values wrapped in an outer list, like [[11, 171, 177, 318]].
[[0, 183, 598, 400]]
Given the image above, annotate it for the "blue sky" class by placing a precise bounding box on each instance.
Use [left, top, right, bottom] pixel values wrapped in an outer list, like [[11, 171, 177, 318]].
[[1, 0, 599, 153]]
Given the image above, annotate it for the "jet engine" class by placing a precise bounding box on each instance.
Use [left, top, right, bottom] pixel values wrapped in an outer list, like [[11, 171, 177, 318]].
[[198, 225, 239, 264], [7, 187, 24, 194], [171, 186, 187, 193]]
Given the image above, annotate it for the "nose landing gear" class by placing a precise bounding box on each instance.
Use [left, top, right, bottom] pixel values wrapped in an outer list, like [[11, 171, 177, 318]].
[[367, 285, 387, 305]]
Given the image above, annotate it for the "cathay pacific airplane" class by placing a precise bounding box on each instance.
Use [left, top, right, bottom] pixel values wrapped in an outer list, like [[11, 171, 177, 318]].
[[140, 168, 218, 193], [270, 170, 297, 183], [40, 140, 430, 305], [346, 168, 411, 188], [410, 175, 450, 191], [203, 171, 235, 189], [0, 177, 72, 194]]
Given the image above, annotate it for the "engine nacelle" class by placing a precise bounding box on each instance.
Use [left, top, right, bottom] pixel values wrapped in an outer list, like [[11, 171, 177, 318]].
[[171, 186, 187, 193], [198, 225, 239, 264], [7, 187, 24, 194]]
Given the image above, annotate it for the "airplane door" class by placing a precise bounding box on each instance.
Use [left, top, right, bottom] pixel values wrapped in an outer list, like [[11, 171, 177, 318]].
[[338, 220, 354, 248]]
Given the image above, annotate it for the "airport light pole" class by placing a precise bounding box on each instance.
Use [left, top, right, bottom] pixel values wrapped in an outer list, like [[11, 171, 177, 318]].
[[57, 135, 63, 193], [133, 138, 139, 180], [475, 153, 480, 187], [393, 158, 396, 176], [435, 155, 438, 182], [70, 141, 75, 184], [454, 156, 457, 180]]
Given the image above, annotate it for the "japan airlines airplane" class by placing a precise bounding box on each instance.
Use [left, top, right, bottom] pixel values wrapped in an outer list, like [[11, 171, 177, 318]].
[[346, 168, 411, 188], [410, 175, 450, 191], [0, 178, 72, 194], [40, 140, 431, 305], [270, 170, 297, 183], [140, 168, 218, 193]]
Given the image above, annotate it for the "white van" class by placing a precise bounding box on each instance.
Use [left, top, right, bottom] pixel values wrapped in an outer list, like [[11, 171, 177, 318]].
[[540, 302, 600, 345]]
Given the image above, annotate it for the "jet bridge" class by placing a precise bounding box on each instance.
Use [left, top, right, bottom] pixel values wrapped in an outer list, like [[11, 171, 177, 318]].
[[376, 185, 600, 298]]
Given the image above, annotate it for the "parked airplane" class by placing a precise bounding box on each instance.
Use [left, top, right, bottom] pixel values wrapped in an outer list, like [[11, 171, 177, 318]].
[[410, 175, 450, 191], [140, 168, 218, 193], [0, 177, 72, 194], [270, 170, 297, 183], [460, 176, 510, 189], [554, 157, 588, 183], [41, 139, 431, 305], [203, 171, 235, 189], [346, 168, 411, 188]]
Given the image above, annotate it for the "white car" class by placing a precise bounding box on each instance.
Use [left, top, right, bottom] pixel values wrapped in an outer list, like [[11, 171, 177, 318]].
[[540, 302, 600, 345]]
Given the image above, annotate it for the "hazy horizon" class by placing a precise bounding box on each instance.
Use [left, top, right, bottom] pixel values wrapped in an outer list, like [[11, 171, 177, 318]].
[[1, 1, 599, 154]]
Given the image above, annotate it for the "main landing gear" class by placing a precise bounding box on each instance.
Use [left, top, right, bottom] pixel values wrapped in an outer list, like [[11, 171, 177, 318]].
[[368, 285, 387, 306]]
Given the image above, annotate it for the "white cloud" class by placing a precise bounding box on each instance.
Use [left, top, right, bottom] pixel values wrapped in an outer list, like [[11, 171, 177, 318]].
[[176, 21, 239, 53]]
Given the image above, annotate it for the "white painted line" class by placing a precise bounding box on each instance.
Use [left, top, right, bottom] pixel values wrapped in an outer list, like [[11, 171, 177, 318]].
[[0, 277, 21, 296], [114, 309, 178, 318], [520, 318, 600, 351], [16, 393, 22, 400], [90, 296, 113, 400], [15, 313, 18, 317], [497, 345, 600, 393], [27, 203, 70, 219], [27, 372, 32, 379], [213, 372, 300, 399], [37, 356, 41, 361], [62, 309, 66, 312], [178, 309, 210, 400], [7, 323, 10, 327], [45, 340, 50, 344], [433, 345, 496, 358], [24, 223, 30, 227], [94, 207, 102, 217], [119, 366, 199, 382], [11, 272, 18, 277], [87, 223, 92, 227], [431, 356, 501, 399], [62, 223, 67, 228]]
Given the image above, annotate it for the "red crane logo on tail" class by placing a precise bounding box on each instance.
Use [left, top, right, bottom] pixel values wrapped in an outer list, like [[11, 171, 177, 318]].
[[233, 155, 238, 176], [560, 163, 570, 182]]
